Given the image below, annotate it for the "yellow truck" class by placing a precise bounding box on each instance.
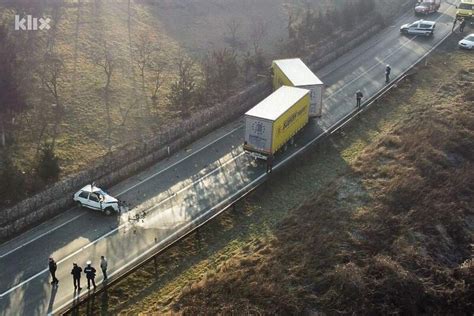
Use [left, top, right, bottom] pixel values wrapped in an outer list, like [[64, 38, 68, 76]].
[[457, 0, 474, 20], [243, 86, 310, 159], [272, 58, 324, 117]]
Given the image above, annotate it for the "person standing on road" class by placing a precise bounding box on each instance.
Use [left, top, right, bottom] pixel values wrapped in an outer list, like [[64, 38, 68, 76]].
[[266, 154, 273, 173], [100, 256, 108, 280], [385, 64, 391, 84], [355, 90, 363, 108], [452, 17, 458, 32], [459, 18, 466, 33], [71, 263, 82, 291], [84, 261, 97, 289], [48, 257, 59, 285]]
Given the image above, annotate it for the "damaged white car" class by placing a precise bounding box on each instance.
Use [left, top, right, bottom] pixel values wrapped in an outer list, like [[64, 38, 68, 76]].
[[73, 184, 121, 215]]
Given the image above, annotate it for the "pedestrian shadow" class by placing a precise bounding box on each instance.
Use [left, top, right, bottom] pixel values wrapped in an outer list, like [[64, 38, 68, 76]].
[[70, 290, 80, 316], [46, 284, 58, 315], [85, 289, 96, 315], [101, 287, 109, 314]]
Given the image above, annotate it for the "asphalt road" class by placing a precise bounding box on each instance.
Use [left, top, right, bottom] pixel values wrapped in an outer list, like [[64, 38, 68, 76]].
[[0, 3, 460, 315]]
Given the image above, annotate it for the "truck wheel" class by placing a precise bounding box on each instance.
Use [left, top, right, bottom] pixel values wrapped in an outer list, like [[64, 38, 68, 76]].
[[104, 207, 113, 216]]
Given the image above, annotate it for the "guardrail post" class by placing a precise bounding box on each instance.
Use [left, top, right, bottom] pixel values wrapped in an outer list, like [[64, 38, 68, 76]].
[[196, 228, 202, 250], [153, 256, 158, 277]]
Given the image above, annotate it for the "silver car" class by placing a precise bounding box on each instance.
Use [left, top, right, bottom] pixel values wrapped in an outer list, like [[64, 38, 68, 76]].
[[458, 33, 474, 50], [400, 20, 436, 36]]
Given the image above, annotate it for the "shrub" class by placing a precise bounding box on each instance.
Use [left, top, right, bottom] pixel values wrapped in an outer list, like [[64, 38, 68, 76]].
[[36, 144, 60, 182], [0, 154, 26, 205]]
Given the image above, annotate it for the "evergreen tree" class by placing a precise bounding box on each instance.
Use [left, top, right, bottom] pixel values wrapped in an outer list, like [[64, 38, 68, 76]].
[[36, 144, 61, 182]]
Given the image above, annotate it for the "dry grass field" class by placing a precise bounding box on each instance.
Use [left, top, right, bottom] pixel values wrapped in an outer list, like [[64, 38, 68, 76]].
[[170, 35, 474, 315]]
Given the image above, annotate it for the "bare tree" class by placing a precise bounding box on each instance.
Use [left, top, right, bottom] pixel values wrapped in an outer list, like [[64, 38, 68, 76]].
[[149, 66, 162, 107], [134, 33, 159, 100], [92, 41, 115, 151], [203, 48, 239, 98], [0, 24, 26, 147], [45, 0, 64, 54], [71, 0, 82, 97], [37, 53, 64, 149], [167, 55, 197, 117], [249, 19, 268, 54], [287, 10, 296, 40], [226, 18, 241, 48]]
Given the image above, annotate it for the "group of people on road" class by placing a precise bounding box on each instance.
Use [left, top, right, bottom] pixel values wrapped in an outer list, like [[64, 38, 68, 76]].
[[48, 255, 108, 291], [452, 17, 467, 33], [355, 64, 392, 108]]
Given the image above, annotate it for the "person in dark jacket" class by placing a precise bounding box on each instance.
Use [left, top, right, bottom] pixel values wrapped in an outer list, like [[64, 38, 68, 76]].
[[84, 261, 96, 289], [459, 18, 466, 33], [71, 263, 82, 291], [385, 64, 391, 83], [48, 257, 59, 285], [355, 90, 363, 108], [266, 154, 273, 173]]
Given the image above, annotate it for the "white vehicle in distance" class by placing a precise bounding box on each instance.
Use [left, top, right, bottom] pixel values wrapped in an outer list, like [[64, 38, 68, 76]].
[[458, 33, 474, 50], [400, 20, 436, 36], [73, 184, 121, 215]]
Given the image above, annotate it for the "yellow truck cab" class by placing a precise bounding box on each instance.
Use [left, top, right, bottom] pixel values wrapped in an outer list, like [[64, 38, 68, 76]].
[[457, 0, 474, 20]]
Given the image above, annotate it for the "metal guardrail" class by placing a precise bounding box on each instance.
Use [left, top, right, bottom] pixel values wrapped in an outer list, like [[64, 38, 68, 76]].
[[60, 24, 455, 316]]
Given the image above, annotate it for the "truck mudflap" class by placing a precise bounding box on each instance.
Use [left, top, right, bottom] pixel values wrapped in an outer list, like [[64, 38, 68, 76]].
[[248, 151, 268, 160], [243, 144, 269, 160]]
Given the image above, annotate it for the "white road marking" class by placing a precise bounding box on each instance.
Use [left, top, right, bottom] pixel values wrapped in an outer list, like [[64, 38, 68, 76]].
[[0, 213, 84, 259], [115, 125, 244, 196], [0, 125, 243, 258], [0, 152, 245, 298]]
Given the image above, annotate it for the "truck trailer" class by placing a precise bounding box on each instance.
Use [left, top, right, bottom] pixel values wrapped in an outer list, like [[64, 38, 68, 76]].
[[272, 58, 324, 117], [243, 86, 310, 160]]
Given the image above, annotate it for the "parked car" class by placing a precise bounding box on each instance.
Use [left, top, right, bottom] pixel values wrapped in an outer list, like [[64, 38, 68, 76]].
[[73, 184, 120, 215], [400, 20, 436, 36], [458, 33, 474, 49], [414, 0, 441, 15]]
